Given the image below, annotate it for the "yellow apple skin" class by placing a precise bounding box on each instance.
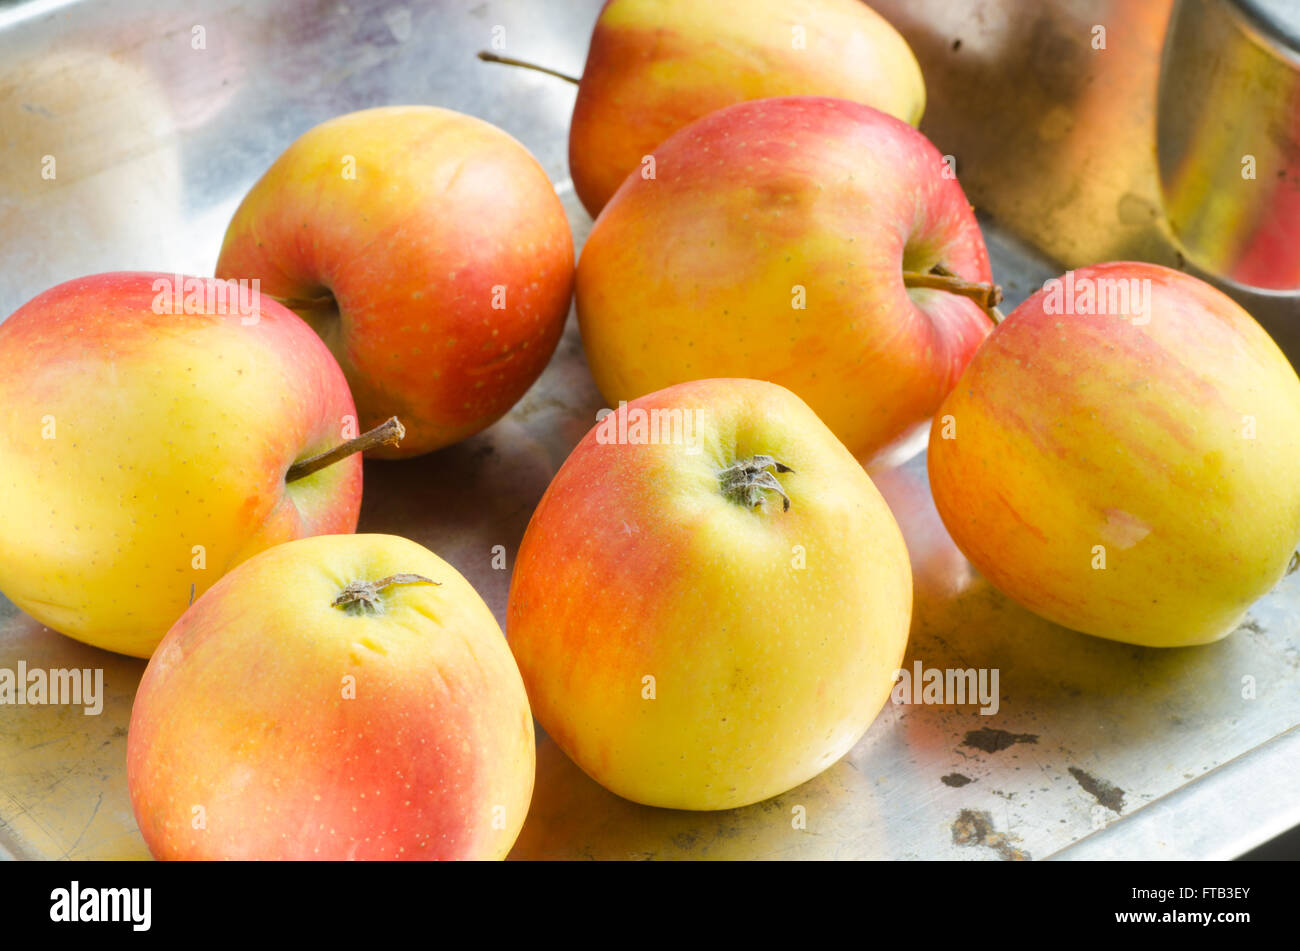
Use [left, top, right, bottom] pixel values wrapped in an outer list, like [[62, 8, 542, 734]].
[[128, 534, 535, 860], [928, 262, 1300, 647], [570, 0, 926, 216], [0, 272, 362, 658], [217, 106, 574, 458], [576, 96, 993, 464], [507, 378, 912, 810]]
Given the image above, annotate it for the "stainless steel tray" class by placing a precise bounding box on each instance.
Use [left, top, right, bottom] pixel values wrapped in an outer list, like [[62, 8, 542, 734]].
[[1, 0, 1297, 861]]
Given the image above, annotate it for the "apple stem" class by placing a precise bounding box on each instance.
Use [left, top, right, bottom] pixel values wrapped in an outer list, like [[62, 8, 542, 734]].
[[476, 50, 581, 85], [1288, 551, 1299, 576], [286, 417, 405, 483], [332, 573, 440, 615], [903, 264, 1006, 325], [719, 455, 795, 512]]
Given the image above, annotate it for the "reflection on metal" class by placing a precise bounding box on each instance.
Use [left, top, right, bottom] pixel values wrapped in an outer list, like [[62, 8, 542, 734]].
[[1157, 0, 1300, 291], [872, 0, 1298, 359]]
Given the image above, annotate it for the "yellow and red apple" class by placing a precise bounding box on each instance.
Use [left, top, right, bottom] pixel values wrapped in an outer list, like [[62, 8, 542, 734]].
[[928, 262, 1300, 647], [576, 96, 996, 465], [568, 0, 925, 216], [507, 378, 912, 810], [217, 106, 574, 458], [0, 272, 365, 658], [128, 533, 535, 860]]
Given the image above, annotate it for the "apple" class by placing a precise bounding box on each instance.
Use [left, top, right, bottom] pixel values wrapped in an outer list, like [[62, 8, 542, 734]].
[[128, 533, 535, 860], [507, 377, 912, 810], [0, 271, 381, 659], [566, 0, 925, 217], [576, 96, 997, 465], [928, 262, 1300, 647], [216, 105, 575, 458]]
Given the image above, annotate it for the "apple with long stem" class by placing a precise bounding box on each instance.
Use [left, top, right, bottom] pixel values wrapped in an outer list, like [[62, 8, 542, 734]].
[[507, 377, 913, 810], [0, 272, 397, 658], [128, 533, 535, 860], [479, 0, 926, 217], [928, 261, 1300, 647], [573, 96, 1001, 465], [217, 106, 575, 458]]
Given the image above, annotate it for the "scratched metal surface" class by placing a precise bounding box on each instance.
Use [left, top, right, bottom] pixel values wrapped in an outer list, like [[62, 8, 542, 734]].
[[0, 0, 1297, 861]]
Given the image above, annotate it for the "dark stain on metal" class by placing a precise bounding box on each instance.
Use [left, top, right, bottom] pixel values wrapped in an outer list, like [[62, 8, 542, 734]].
[[961, 727, 1039, 753], [951, 809, 1030, 861], [941, 773, 973, 787], [1068, 767, 1125, 813], [671, 829, 700, 851]]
